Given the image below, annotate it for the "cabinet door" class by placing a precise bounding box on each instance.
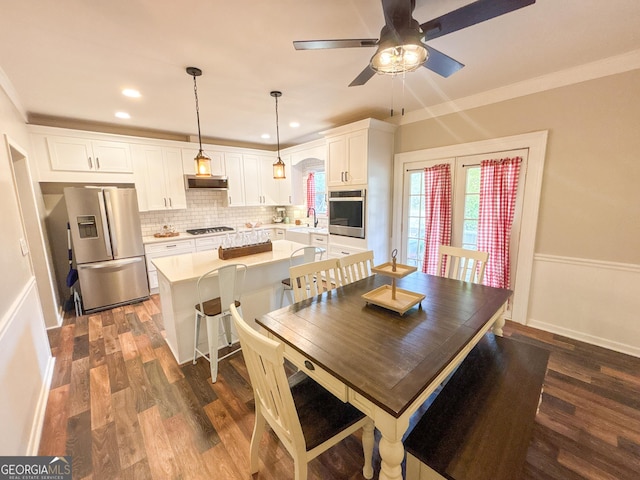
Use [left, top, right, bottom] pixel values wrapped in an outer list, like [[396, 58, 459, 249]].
[[326, 135, 348, 186], [242, 154, 262, 206], [224, 153, 245, 206], [132, 145, 167, 211], [162, 147, 187, 209], [46, 136, 94, 171], [346, 130, 368, 185], [92, 140, 132, 172]]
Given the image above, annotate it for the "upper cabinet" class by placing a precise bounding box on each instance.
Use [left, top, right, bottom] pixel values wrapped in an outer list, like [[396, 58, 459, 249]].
[[29, 126, 137, 183], [46, 135, 132, 173], [132, 144, 186, 211], [326, 130, 367, 186], [224, 153, 292, 207], [324, 118, 396, 188]]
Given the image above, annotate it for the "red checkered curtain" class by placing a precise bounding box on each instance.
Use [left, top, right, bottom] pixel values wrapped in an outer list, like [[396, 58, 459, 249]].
[[478, 157, 522, 288], [421, 164, 452, 275], [306, 172, 315, 209]]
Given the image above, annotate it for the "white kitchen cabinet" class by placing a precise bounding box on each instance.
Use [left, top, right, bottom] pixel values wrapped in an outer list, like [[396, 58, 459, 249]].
[[310, 232, 328, 249], [45, 135, 133, 173], [328, 243, 366, 259], [224, 152, 245, 206], [132, 145, 187, 211], [326, 129, 367, 187], [273, 228, 286, 240], [181, 147, 225, 176], [144, 239, 195, 292], [242, 154, 262, 206], [195, 236, 223, 252]]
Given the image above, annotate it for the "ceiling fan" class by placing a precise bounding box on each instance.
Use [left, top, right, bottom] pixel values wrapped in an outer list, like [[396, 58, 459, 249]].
[[293, 0, 536, 86]]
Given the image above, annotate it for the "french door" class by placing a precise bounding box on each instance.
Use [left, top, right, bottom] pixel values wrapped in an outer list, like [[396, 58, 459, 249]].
[[401, 148, 528, 290]]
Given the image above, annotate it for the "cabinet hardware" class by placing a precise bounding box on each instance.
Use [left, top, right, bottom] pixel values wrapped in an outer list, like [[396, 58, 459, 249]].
[[168, 197, 172, 207], [341, 251, 349, 255], [344, 171, 348, 182], [88, 157, 93, 169], [304, 360, 315, 371], [228, 196, 232, 204], [163, 198, 167, 207], [166, 245, 177, 248], [289, 195, 292, 203], [96, 157, 101, 170]]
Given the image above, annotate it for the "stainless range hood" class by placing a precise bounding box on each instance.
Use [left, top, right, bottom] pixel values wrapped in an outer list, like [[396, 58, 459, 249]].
[[184, 175, 229, 190]]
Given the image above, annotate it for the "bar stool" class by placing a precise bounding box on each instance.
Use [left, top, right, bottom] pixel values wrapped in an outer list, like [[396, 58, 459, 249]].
[[193, 263, 247, 383], [279, 246, 325, 307]]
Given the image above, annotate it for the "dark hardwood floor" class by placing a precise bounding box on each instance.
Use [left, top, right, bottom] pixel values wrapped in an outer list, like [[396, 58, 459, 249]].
[[39, 296, 640, 479]]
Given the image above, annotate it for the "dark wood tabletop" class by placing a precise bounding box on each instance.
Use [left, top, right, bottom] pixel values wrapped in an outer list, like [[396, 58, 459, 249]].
[[257, 272, 512, 418]]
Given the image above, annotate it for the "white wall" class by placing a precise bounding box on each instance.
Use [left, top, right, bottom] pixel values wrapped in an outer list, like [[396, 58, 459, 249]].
[[0, 75, 53, 454]]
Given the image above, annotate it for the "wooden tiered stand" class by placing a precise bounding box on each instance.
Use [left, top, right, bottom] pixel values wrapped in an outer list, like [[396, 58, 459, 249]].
[[362, 260, 425, 315]]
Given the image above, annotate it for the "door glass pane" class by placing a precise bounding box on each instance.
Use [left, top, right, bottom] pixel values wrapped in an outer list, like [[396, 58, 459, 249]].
[[462, 167, 480, 250]]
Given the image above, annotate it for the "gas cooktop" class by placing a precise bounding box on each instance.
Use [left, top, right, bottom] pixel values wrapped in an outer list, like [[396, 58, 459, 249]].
[[186, 226, 234, 235]]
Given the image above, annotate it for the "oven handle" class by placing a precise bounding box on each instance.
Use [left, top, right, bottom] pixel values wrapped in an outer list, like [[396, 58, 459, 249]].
[[328, 197, 364, 202]]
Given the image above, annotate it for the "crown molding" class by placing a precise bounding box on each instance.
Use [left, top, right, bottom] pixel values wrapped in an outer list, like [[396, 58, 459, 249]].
[[389, 49, 640, 126]]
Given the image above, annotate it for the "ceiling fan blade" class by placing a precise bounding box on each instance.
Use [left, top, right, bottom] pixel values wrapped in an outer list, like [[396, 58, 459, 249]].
[[349, 66, 377, 87], [293, 39, 378, 50], [423, 46, 465, 78], [421, 0, 535, 41]]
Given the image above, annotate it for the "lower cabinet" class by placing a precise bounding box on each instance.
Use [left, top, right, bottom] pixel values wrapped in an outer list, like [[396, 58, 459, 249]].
[[144, 239, 195, 292], [328, 243, 366, 259], [195, 236, 224, 253]]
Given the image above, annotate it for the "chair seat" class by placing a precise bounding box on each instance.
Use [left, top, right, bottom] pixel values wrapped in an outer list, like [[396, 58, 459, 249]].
[[281, 277, 303, 288], [196, 298, 241, 317], [290, 373, 366, 451]]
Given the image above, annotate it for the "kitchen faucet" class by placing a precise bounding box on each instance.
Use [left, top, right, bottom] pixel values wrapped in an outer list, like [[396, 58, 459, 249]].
[[307, 207, 318, 228]]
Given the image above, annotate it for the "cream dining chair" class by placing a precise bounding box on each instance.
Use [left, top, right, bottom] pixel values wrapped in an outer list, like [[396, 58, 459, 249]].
[[279, 246, 325, 307], [193, 263, 247, 383], [338, 250, 375, 285], [289, 258, 344, 302], [437, 245, 489, 284], [229, 304, 374, 480]]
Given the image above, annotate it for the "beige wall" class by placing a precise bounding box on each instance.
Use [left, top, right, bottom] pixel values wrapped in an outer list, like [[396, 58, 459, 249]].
[[0, 83, 53, 453], [396, 69, 640, 265]]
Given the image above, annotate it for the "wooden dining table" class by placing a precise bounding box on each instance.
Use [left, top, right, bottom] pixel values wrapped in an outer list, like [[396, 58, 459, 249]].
[[256, 271, 512, 480]]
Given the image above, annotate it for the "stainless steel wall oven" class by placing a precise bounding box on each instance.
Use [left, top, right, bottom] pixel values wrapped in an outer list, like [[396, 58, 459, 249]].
[[328, 189, 366, 239]]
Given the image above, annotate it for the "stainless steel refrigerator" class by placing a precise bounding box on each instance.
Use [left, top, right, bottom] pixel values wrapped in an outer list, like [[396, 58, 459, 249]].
[[64, 187, 149, 313]]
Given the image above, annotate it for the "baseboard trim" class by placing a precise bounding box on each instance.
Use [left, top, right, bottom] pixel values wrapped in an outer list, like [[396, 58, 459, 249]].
[[27, 356, 56, 455], [528, 317, 640, 358]]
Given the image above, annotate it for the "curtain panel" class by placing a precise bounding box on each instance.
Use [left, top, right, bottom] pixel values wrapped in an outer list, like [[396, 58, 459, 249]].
[[306, 172, 315, 209], [478, 157, 522, 288], [421, 164, 452, 275]]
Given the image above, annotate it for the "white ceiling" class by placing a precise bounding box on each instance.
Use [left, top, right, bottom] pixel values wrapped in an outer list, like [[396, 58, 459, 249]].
[[1, 0, 639, 148]]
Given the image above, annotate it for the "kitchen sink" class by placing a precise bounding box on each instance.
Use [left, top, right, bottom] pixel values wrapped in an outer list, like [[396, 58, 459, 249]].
[[285, 227, 328, 244]]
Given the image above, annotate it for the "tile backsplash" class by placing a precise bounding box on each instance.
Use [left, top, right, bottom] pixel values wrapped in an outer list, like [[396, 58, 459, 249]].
[[139, 190, 305, 236]]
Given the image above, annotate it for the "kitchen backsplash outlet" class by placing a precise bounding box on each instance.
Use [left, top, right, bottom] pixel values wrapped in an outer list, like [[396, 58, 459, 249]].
[[138, 190, 298, 236]]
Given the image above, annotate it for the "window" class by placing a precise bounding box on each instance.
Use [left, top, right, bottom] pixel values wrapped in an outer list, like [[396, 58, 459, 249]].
[[314, 171, 326, 215], [462, 167, 480, 250]]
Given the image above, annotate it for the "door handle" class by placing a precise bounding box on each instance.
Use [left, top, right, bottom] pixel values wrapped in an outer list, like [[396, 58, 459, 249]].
[[103, 190, 118, 257], [168, 197, 172, 207], [96, 157, 101, 170], [88, 157, 93, 169]]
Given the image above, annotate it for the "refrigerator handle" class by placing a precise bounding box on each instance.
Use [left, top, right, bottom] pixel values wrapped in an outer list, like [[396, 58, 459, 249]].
[[100, 190, 114, 258]]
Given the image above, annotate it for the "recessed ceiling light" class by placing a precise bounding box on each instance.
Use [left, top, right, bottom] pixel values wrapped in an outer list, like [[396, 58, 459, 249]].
[[289, 121, 300, 128], [122, 88, 141, 98], [261, 133, 271, 139], [115, 111, 131, 119]]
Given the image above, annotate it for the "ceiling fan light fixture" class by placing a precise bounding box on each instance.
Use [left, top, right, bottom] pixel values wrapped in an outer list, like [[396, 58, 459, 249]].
[[371, 41, 427, 74], [186, 66, 212, 177]]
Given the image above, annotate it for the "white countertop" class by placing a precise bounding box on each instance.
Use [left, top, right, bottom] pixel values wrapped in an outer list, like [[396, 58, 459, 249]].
[[151, 239, 306, 284], [142, 223, 302, 245]]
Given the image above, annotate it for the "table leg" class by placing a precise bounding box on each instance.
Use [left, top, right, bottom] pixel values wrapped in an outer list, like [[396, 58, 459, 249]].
[[492, 314, 505, 336], [379, 435, 405, 480]]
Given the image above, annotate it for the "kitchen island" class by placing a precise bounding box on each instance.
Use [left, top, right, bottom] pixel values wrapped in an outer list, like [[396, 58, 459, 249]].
[[152, 239, 305, 364]]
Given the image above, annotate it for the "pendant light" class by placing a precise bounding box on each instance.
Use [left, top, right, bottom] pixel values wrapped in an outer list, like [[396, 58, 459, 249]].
[[186, 67, 212, 177], [270, 90, 286, 179]]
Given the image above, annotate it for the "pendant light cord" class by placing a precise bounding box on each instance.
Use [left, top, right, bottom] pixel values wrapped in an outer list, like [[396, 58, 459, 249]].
[[275, 94, 281, 157], [193, 75, 203, 152]]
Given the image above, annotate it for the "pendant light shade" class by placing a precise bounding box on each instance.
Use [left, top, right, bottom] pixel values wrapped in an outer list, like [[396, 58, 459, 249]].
[[270, 90, 286, 179], [186, 67, 212, 177]]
